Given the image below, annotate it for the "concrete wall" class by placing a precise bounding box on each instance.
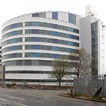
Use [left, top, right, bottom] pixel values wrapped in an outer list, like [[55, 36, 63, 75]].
[[0, 66, 5, 82]]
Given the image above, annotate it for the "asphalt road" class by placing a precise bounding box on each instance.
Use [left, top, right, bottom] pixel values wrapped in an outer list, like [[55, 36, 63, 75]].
[[0, 87, 105, 106]]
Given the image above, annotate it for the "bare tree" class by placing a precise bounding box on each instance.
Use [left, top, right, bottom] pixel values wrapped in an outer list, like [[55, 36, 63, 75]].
[[69, 48, 92, 77], [50, 58, 69, 88], [91, 58, 98, 75]]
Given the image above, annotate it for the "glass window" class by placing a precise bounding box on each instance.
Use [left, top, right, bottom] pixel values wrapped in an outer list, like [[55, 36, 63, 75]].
[[25, 37, 31, 41], [76, 29, 79, 33], [68, 48, 74, 52], [24, 29, 79, 40], [32, 13, 39, 17], [3, 30, 23, 39], [62, 48, 68, 52], [52, 47, 58, 51], [63, 33, 68, 38], [69, 42, 74, 46], [64, 26, 69, 31], [74, 36, 79, 40], [11, 31, 16, 35], [52, 12, 58, 20], [52, 39, 58, 43], [16, 53, 22, 57], [32, 45, 39, 49], [52, 24, 58, 28], [25, 45, 31, 49], [69, 28, 73, 32], [11, 46, 16, 50], [74, 43, 79, 47], [32, 53, 39, 57], [32, 29, 39, 34], [25, 30, 32, 34], [25, 53, 31, 57], [11, 53, 16, 58], [58, 25, 64, 30], [32, 37, 39, 42], [11, 24, 17, 28], [16, 38, 22, 42], [16, 60, 23, 65], [51, 31, 58, 36], [11, 39, 16, 43], [24, 60, 32, 65], [2, 23, 23, 33], [62, 41, 68, 45], [16, 45, 22, 50], [32, 22, 39, 26], [52, 54, 58, 58], [69, 13, 73, 23], [46, 46, 52, 50], [69, 34, 74, 39]]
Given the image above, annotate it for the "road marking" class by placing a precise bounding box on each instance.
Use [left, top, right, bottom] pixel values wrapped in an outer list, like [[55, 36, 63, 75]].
[[0, 97, 11, 102], [5, 95, 25, 101], [0, 97, 27, 106], [14, 102, 28, 106], [25, 94, 41, 97]]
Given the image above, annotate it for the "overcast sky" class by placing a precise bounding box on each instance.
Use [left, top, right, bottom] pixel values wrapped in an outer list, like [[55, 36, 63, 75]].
[[0, 0, 106, 38]]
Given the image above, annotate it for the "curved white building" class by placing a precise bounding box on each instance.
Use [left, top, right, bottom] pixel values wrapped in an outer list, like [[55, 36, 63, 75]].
[[2, 11, 80, 85]]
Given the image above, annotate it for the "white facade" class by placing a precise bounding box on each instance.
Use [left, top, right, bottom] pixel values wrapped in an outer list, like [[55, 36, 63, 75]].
[[1, 11, 80, 85], [80, 15, 106, 75], [85, 5, 97, 18], [1, 9, 106, 85]]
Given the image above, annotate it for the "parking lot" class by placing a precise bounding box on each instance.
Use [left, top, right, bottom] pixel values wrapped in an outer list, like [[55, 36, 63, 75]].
[[0, 87, 105, 106]]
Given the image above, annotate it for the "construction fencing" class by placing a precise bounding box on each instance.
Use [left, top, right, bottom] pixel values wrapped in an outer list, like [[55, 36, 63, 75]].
[[74, 75, 106, 97]]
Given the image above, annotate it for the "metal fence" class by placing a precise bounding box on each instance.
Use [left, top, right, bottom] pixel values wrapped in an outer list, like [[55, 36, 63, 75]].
[[74, 75, 106, 97]]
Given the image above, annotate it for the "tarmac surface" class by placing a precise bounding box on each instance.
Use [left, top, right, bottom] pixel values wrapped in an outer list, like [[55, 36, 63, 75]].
[[0, 87, 105, 106]]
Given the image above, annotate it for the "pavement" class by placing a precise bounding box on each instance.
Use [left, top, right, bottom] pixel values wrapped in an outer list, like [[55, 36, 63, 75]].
[[0, 87, 106, 106]]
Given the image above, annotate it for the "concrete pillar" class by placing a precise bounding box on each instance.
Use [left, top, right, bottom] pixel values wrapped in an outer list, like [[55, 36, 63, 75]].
[[0, 66, 5, 82]]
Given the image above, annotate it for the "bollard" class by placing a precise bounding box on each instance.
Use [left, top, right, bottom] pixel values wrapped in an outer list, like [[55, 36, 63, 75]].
[[70, 88, 75, 96], [41, 87, 43, 90], [14, 86, 16, 89]]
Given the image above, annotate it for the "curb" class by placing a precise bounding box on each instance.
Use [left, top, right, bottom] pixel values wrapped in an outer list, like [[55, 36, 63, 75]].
[[58, 95, 106, 103]]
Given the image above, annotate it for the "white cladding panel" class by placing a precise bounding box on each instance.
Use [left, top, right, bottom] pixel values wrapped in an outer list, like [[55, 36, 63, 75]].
[[58, 12, 68, 22], [5, 66, 52, 71], [80, 16, 92, 54]]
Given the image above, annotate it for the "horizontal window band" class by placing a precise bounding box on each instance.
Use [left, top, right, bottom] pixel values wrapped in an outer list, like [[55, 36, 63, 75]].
[[2, 30, 23, 39], [2, 21, 79, 34], [25, 37, 79, 47], [25, 29, 79, 40], [2, 23, 23, 33], [6, 71, 50, 74], [2, 38, 22, 46], [2, 45, 22, 53], [5, 71, 76, 75], [2, 53, 22, 59], [2, 28, 79, 41], [2, 45, 78, 53], [2, 52, 78, 60], [2, 37, 79, 47], [2, 60, 77, 67], [5, 79, 73, 82]]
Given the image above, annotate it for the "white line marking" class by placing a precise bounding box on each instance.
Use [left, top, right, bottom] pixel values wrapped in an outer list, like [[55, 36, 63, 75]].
[[5, 95, 25, 101], [25, 94, 43, 98], [0, 97, 27, 106], [15, 102, 28, 106], [0, 97, 11, 102]]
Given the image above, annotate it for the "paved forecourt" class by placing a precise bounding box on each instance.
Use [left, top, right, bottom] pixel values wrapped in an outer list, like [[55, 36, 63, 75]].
[[0, 88, 106, 106]]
